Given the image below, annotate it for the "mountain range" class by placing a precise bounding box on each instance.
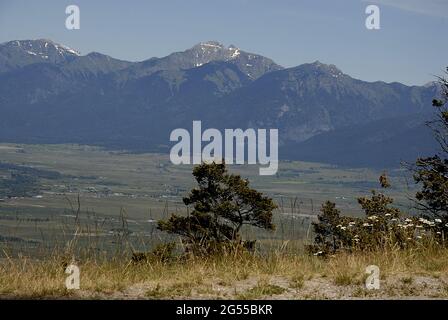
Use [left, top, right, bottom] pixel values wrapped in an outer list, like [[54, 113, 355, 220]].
[[0, 39, 441, 167]]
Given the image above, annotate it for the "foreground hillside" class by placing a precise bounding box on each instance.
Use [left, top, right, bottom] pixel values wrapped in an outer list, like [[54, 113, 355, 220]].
[[1, 249, 448, 299]]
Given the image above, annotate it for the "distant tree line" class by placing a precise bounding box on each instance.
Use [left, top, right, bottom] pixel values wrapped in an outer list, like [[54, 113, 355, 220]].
[[0, 162, 62, 198]]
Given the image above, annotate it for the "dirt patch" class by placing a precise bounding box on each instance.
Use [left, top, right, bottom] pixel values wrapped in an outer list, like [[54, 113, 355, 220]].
[[67, 274, 448, 300]]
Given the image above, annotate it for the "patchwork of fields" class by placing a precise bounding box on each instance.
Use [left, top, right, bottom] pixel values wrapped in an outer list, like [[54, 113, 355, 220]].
[[0, 143, 418, 256]]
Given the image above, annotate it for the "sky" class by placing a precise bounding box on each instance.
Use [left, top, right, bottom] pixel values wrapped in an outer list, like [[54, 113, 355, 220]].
[[0, 0, 446, 85]]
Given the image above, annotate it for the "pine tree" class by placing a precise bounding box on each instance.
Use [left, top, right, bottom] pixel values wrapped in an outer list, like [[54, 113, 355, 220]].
[[413, 68, 448, 231], [157, 162, 276, 252]]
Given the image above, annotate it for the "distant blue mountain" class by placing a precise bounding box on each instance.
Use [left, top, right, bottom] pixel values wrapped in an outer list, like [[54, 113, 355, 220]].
[[0, 39, 439, 167]]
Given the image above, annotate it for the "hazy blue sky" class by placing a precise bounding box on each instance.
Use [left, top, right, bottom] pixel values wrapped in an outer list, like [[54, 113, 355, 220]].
[[0, 0, 446, 85]]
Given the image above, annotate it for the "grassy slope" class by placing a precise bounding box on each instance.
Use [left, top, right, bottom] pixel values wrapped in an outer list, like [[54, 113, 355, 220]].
[[1, 248, 448, 299]]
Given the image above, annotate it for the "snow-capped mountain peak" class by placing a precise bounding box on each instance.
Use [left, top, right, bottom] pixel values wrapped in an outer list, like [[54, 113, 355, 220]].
[[180, 41, 282, 79], [3, 39, 80, 62]]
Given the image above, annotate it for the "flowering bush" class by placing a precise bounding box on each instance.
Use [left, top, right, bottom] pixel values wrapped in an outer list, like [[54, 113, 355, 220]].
[[308, 175, 446, 257]]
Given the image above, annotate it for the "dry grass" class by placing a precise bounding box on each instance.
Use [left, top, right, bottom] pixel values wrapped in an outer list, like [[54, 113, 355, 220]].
[[1, 246, 448, 299]]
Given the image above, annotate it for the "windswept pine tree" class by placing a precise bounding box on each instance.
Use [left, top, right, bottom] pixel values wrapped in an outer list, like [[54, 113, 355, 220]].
[[158, 162, 276, 253], [413, 68, 448, 235]]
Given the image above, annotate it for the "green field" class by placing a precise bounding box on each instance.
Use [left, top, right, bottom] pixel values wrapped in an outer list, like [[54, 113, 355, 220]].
[[0, 143, 419, 256]]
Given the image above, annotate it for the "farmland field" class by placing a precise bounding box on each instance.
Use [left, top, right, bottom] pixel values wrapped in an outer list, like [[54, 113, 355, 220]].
[[0, 143, 418, 256]]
